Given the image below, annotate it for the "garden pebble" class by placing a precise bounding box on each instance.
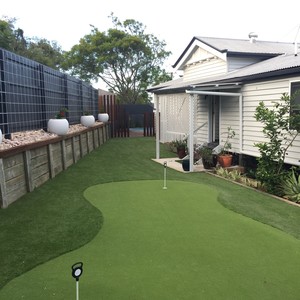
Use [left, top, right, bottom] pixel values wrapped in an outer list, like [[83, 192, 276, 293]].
[[0, 124, 93, 151]]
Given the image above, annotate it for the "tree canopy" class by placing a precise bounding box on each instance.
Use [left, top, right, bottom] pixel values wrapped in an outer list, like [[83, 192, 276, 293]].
[[62, 14, 172, 103], [0, 17, 26, 53], [0, 17, 64, 70]]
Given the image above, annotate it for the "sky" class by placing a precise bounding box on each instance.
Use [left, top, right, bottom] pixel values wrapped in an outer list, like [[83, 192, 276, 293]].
[[2, 0, 300, 88]]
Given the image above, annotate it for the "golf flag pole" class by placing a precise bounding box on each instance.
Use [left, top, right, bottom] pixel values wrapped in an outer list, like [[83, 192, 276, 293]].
[[76, 281, 79, 300], [72, 262, 83, 300], [163, 161, 167, 189]]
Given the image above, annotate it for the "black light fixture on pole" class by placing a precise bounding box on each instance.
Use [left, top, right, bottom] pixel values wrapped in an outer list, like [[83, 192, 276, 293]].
[[71, 262, 83, 300]]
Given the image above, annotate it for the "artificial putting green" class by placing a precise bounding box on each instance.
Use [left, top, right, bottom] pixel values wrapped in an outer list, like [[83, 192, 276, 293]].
[[1, 180, 300, 299]]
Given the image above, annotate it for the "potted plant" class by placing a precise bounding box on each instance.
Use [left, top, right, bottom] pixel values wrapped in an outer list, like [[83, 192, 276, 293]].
[[47, 107, 69, 135], [218, 126, 236, 168], [197, 146, 218, 169], [98, 107, 109, 123], [171, 138, 187, 159], [81, 111, 95, 127]]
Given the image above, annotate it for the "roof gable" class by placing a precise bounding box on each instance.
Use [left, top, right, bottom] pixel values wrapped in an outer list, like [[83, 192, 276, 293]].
[[173, 36, 295, 70], [148, 36, 298, 94], [148, 53, 300, 94], [173, 38, 227, 70]]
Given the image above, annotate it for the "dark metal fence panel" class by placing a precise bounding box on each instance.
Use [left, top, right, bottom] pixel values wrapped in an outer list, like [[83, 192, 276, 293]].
[[43, 65, 67, 122], [1, 50, 44, 136], [65, 74, 82, 124], [0, 48, 98, 138], [81, 81, 98, 119]]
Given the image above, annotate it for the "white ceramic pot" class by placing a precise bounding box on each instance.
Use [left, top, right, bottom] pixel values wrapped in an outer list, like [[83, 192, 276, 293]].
[[80, 115, 95, 127], [0, 129, 2, 144], [98, 113, 109, 123], [47, 119, 69, 135]]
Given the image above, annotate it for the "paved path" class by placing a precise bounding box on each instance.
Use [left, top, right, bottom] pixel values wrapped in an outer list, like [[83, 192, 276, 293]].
[[152, 157, 207, 173]]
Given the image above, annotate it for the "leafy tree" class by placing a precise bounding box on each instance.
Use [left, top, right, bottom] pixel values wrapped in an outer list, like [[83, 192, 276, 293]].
[[26, 38, 64, 69], [62, 14, 172, 103], [0, 17, 64, 70], [0, 17, 26, 53], [0, 17, 13, 49], [254, 93, 300, 195]]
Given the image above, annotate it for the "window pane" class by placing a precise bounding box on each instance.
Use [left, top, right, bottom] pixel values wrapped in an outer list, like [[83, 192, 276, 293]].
[[291, 82, 300, 105]]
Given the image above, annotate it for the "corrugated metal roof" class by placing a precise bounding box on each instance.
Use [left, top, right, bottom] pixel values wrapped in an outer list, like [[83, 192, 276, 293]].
[[148, 53, 300, 93], [223, 53, 300, 79], [148, 36, 300, 93], [172, 36, 296, 69], [196, 36, 295, 55]]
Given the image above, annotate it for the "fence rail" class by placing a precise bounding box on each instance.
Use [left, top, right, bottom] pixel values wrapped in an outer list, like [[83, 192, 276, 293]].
[[0, 48, 98, 139]]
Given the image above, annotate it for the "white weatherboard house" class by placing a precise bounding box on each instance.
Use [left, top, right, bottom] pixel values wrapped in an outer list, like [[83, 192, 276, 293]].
[[148, 35, 300, 171]]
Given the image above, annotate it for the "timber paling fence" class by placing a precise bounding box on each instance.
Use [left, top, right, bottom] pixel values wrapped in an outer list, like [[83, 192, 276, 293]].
[[99, 95, 155, 138], [0, 48, 98, 139]]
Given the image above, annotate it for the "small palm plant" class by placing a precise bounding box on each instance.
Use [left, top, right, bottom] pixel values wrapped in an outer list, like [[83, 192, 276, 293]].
[[281, 169, 300, 202]]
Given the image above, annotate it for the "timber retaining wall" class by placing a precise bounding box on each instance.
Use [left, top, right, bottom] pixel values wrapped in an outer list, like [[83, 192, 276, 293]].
[[0, 123, 110, 208]]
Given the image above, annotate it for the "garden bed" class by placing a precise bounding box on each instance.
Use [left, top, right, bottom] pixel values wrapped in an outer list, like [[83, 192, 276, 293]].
[[0, 123, 99, 151], [0, 122, 110, 208]]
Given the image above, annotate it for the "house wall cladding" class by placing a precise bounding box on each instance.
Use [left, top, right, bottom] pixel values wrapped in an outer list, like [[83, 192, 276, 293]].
[[227, 57, 263, 72], [219, 95, 240, 152], [183, 58, 227, 82], [0, 123, 110, 208], [241, 76, 300, 166], [158, 92, 240, 149], [195, 95, 209, 143], [158, 76, 300, 165]]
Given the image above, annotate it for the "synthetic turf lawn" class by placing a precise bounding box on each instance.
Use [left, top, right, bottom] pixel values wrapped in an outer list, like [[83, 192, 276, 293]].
[[2, 137, 300, 294], [1, 180, 300, 299]]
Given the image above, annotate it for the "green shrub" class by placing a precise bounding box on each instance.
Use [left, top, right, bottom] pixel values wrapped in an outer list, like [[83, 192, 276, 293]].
[[254, 93, 300, 196], [281, 169, 300, 202], [216, 168, 241, 181]]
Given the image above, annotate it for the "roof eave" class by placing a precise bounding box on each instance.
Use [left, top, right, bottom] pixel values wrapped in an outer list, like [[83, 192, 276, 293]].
[[149, 66, 300, 94], [172, 37, 198, 69], [221, 66, 300, 83], [227, 52, 281, 58]]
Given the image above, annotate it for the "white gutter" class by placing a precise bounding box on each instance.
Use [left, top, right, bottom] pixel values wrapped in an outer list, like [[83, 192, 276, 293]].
[[186, 90, 242, 97], [189, 82, 242, 89], [154, 94, 160, 159], [185, 89, 243, 172], [188, 94, 195, 171]]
